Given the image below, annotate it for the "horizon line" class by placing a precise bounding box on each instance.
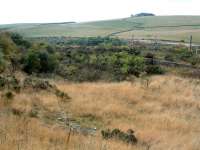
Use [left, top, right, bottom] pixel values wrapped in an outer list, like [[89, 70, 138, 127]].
[[0, 15, 200, 25]]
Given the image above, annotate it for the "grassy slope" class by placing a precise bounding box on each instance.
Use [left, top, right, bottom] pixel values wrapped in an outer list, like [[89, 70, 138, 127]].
[[1, 75, 200, 149], [1, 16, 200, 42]]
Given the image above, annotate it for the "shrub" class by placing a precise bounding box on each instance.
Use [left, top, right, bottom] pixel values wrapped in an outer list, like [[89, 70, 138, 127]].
[[145, 52, 155, 65], [164, 54, 174, 61], [115, 52, 145, 77], [29, 109, 38, 118], [177, 49, 193, 61], [57, 64, 79, 77], [55, 89, 71, 102], [57, 50, 146, 81], [145, 52, 155, 59], [0, 32, 18, 56], [38, 51, 58, 73], [146, 65, 164, 75], [12, 108, 23, 116], [23, 77, 54, 90], [75, 68, 101, 82], [101, 128, 137, 144], [189, 56, 200, 66], [0, 75, 20, 91], [0, 50, 6, 72], [128, 48, 141, 55], [23, 50, 41, 73], [23, 50, 58, 74], [10, 33, 31, 48], [9, 76, 21, 92], [180, 40, 185, 43], [128, 56, 145, 77], [0, 76, 6, 89], [46, 45, 55, 53], [4, 91, 14, 99], [2, 91, 14, 106]]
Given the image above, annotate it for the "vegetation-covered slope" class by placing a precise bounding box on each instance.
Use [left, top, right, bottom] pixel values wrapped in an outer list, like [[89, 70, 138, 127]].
[[1, 29, 200, 149]]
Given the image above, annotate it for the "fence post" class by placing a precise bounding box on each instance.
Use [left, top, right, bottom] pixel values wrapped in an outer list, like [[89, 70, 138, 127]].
[[131, 34, 135, 49], [189, 35, 192, 51]]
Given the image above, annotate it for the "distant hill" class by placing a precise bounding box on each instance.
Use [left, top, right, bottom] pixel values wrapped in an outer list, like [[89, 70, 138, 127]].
[[41, 22, 76, 25], [1, 16, 200, 43]]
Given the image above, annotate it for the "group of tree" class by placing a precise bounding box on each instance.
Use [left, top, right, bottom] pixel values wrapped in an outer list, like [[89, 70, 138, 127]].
[[0, 32, 58, 74]]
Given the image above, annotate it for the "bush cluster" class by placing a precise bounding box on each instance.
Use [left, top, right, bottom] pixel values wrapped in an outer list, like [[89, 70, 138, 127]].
[[0, 49, 6, 72], [0, 75, 20, 92], [101, 128, 137, 144], [23, 50, 58, 74], [0, 32, 166, 81], [57, 50, 145, 81], [10, 33, 31, 48]]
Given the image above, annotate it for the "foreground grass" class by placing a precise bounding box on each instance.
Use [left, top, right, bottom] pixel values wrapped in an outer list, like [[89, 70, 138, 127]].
[[1, 75, 200, 149]]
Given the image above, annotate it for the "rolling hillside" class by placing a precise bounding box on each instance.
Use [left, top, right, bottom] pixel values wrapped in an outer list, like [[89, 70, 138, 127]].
[[1, 16, 200, 43]]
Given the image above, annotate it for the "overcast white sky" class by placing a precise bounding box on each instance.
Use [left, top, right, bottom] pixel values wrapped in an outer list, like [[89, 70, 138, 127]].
[[0, 0, 199, 24]]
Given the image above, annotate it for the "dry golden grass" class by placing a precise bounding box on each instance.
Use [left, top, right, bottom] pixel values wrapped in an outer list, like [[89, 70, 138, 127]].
[[1, 75, 200, 149]]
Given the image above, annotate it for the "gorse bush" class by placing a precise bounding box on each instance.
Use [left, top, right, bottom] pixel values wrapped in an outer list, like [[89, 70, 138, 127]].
[[0, 32, 18, 57], [23, 50, 58, 74], [38, 51, 58, 73], [113, 52, 145, 76], [57, 50, 145, 81], [101, 128, 137, 145], [189, 56, 200, 66], [0, 32, 31, 73], [0, 49, 6, 72], [164, 54, 174, 61], [145, 65, 164, 75], [23, 50, 41, 73], [4, 91, 14, 99], [10, 33, 31, 48]]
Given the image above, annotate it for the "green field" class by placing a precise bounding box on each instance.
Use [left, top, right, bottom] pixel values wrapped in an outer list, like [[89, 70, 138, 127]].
[[1, 16, 200, 43]]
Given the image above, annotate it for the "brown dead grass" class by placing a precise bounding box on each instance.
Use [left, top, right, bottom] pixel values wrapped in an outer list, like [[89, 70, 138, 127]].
[[1, 75, 200, 149]]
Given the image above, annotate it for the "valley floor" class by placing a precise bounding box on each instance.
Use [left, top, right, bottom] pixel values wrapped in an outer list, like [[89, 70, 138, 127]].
[[1, 75, 200, 150]]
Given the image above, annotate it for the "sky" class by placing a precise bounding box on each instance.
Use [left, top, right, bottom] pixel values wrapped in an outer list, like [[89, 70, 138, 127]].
[[0, 0, 199, 24]]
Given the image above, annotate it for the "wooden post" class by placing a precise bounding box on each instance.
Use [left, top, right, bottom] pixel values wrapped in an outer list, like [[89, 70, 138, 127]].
[[189, 35, 192, 51], [154, 36, 158, 51], [131, 34, 134, 49]]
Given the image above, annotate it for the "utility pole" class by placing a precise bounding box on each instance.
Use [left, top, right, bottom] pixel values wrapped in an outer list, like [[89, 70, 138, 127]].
[[189, 35, 193, 51]]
